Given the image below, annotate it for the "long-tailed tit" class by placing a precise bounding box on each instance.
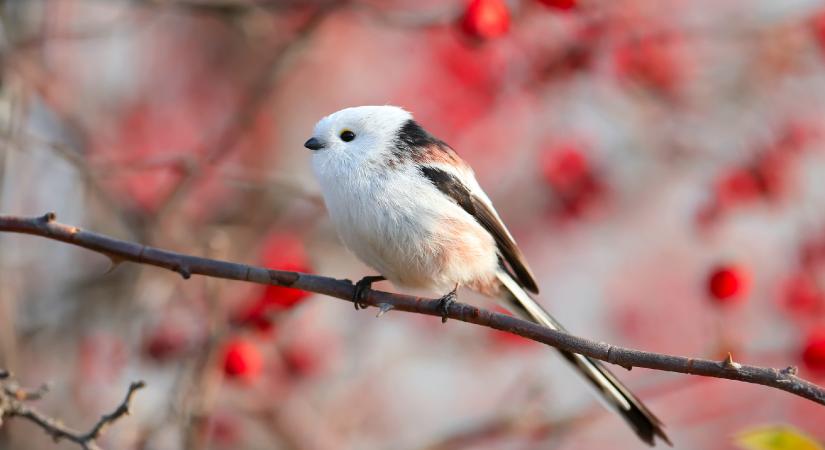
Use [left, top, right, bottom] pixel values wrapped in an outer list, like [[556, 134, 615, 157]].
[[305, 105, 669, 446]]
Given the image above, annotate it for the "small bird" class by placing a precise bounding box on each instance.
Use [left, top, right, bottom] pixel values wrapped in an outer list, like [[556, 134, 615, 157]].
[[305, 105, 669, 446]]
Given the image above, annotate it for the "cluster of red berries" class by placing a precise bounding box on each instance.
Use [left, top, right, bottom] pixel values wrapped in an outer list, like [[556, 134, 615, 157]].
[[232, 233, 313, 333], [222, 233, 323, 382], [703, 246, 825, 373], [785, 233, 825, 373], [698, 121, 823, 373], [142, 232, 324, 382], [697, 122, 815, 227], [539, 141, 605, 218], [220, 336, 325, 383]]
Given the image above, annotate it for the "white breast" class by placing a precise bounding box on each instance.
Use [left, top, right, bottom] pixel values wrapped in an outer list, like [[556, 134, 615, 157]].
[[312, 160, 498, 293]]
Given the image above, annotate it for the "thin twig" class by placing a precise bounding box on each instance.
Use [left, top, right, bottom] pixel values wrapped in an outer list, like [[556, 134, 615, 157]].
[[1, 213, 824, 408], [0, 371, 145, 450], [3, 382, 50, 401]]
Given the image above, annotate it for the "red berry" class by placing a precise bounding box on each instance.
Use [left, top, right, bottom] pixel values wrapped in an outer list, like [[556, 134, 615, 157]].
[[461, 0, 510, 39], [802, 328, 825, 372], [541, 144, 589, 192], [222, 339, 263, 381], [707, 265, 749, 304], [537, 0, 576, 10]]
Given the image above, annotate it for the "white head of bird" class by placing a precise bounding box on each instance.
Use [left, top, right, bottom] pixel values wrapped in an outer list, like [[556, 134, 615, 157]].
[[304, 105, 414, 172]]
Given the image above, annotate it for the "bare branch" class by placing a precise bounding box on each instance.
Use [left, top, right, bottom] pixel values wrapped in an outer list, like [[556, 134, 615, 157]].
[[1, 213, 824, 408], [0, 371, 145, 450]]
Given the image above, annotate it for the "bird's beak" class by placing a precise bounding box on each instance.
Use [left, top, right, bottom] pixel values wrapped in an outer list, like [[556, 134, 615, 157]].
[[304, 137, 325, 151]]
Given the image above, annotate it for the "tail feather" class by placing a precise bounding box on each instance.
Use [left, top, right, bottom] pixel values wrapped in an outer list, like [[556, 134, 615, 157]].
[[497, 272, 670, 446]]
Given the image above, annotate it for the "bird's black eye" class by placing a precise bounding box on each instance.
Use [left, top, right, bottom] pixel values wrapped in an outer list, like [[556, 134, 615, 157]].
[[340, 130, 356, 142]]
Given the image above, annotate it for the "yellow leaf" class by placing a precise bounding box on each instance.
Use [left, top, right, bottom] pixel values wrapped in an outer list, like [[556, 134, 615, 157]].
[[736, 425, 823, 450]]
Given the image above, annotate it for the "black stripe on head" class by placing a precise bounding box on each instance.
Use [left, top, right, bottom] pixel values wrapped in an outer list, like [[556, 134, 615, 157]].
[[393, 119, 447, 160]]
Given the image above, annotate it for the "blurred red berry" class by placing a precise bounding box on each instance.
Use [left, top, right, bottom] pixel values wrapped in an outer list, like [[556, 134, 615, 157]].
[[801, 235, 825, 268], [222, 339, 263, 381], [802, 328, 825, 372], [613, 33, 685, 97], [541, 142, 604, 217], [245, 234, 312, 318], [695, 202, 721, 229], [781, 272, 823, 316], [232, 233, 313, 332], [78, 333, 127, 383], [707, 265, 749, 305], [489, 329, 537, 348], [461, 0, 510, 39], [702, 121, 816, 223], [488, 306, 537, 348], [812, 9, 825, 53], [754, 152, 790, 199], [260, 233, 309, 269], [259, 233, 312, 310], [260, 283, 310, 310], [774, 121, 815, 156], [200, 414, 239, 447], [537, 0, 576, 10], [282, 344, 320, 378], [232, 299, 278, 334], [716, 168, 761, 207], [143, 325, 188, 362], [542, 144, 589, 191], [413, 39, 503, 137]]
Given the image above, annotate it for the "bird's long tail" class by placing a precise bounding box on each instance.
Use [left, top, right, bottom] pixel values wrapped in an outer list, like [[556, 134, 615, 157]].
[[496, 271, 670, 446]]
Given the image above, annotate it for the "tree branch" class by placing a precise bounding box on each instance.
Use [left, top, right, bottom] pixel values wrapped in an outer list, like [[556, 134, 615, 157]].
[[0, 369, 145, 450], [1, 213, 824, 408]]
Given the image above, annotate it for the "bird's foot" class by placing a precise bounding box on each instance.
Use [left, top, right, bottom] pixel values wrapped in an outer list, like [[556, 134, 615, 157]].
[[437, 285, 458, 323], [353, 275, 386, 310]]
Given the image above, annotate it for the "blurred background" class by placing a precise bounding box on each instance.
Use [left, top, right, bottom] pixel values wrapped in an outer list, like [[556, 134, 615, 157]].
[[2, 0, 825, 449]]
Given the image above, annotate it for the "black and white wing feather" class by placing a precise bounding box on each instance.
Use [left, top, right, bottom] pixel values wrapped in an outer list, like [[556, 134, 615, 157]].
[[418, 165, 540, 294]]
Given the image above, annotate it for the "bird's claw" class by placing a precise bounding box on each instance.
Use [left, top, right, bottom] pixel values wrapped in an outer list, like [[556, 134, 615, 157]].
[[438, 286, 458, 323], [353, 275, 385, 310]]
